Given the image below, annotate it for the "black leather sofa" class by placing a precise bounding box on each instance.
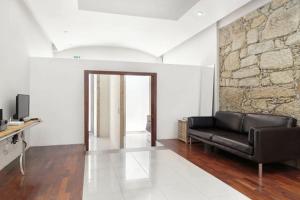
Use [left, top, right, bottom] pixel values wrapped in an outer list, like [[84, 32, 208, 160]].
[[188, 111, 300, 177]]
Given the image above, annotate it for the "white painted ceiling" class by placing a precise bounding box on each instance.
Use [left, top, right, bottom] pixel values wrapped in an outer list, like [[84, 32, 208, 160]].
[[78, 0, 200, 20], [25, 0, 251, 57]]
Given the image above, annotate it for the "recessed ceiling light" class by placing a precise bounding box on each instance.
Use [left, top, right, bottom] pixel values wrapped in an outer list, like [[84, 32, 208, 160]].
[[197, 11, 204, 16]]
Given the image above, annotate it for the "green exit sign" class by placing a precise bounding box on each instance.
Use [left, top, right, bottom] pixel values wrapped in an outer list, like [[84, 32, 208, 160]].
[[73, 56, 81, 59]]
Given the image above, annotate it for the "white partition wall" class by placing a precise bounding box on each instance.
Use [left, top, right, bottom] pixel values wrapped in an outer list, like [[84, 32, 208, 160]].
[[199, 66, 215, 116], [29, 58, 214, 146]]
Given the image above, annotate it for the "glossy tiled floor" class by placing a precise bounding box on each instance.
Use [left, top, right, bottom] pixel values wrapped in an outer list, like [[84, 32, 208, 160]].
[[89, 132, 163, 151], [125, 132, 150, 148], [83, 147, 250, 199]]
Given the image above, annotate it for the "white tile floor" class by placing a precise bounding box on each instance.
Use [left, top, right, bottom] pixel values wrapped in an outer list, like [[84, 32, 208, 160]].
[[125, 132, 150, 148], [89, 134, 116, 151], [83, 148, 250, 200], [89, 132, 163, 151]]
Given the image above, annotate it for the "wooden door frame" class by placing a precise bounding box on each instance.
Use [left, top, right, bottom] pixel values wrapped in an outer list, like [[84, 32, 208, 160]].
[[119, 75, 125, 148], [84, 70, 157, 151]]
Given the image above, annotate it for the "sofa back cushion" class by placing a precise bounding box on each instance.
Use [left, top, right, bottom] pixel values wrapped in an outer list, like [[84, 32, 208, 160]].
[[215, 111, 244, 132], [242, 113, 297, 133]]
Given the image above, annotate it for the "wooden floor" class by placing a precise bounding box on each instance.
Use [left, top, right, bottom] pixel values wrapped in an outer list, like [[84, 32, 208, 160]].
[[0, 145, 85, 200], [160, 139, 300, 200], [1, 141, 300, 200]]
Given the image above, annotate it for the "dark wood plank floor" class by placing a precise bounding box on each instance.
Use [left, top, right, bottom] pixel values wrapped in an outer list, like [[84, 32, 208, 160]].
[[1, 141, 300, 200], [160, 139, 300, 200], [0, 145, 85, 200]]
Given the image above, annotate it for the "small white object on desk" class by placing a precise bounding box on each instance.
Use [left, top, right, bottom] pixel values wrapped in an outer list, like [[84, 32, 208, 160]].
[[8, 121, 25, 126]]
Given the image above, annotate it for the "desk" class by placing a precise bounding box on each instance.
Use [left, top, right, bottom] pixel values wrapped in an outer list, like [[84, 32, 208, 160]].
[[0, 119, 41, 175]]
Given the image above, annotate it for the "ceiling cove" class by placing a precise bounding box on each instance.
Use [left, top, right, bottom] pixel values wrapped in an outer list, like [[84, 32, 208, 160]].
[[25, 0, 251, 56]]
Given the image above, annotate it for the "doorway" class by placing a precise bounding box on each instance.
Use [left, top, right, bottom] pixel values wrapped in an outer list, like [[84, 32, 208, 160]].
[[125, 75, 151, 148], [84, 70, 157, 151]]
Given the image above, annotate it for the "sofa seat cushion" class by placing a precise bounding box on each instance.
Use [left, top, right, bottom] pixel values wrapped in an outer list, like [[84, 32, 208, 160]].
[[189, 129, 236, 141], [189, 129, 214, 140], [212, 132, 253, 155]]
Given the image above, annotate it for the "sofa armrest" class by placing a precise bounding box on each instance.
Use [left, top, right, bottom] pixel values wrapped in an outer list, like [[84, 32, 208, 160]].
[[252, 127, 300, 163], [188, 116, 214, 129], [248, 126, 280, 145]]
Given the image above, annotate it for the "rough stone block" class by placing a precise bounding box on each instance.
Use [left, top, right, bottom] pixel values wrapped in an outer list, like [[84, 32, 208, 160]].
[[275, 100, 300, 120], [247, 29, 258, 44], [270, 70, 294, 84], [251, 99, 268, 110], [244, 10, 260, 21], [232, 65, 260, 79], [219, 28, 231, 47], [262, 5, 300, 40], [221, 71, 232, 78], [286, 32, 300, 46], [295, 56, 300, 66], [248, 86, 295, 98], [260, 49, 293, 69], [232, 31, 246, 51], [241, 55, 258, 67], [225, 79, 239, 87], [275, 39, 285, 48], [251, 15, 267, 28], [261, 77, 271, 86], [248, 40, 274, 55], [220, 87, 244, 111], [240, 48, 247, 58], [224, 51, 240, 71], [239, 77, 260, 87], [271, 0, 289, 9]]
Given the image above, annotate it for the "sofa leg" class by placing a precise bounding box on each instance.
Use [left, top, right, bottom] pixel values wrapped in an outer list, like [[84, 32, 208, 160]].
[[258, 163, 263, 178], [189, 137, 192, 145]]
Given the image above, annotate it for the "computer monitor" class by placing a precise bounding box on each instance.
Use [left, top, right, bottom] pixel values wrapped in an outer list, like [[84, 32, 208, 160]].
[[13, 94, 30, 121]]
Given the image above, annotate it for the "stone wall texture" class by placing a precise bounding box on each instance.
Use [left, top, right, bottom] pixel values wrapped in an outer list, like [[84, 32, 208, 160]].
[[219, 0, 300, 124]]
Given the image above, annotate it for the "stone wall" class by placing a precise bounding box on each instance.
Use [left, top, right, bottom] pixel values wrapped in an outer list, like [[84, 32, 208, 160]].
[[219, 0, 300, 124]]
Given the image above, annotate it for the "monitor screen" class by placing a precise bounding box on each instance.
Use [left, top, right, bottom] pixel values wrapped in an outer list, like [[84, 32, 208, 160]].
[[16, 94, 30, 120]]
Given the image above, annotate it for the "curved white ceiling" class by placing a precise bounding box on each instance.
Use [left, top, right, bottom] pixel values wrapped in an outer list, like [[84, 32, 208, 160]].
[[25, 0, 251, 57], [79, 0, 200, 20]]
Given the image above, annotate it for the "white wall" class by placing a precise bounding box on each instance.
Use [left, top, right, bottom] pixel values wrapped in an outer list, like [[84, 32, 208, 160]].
[[162, 24, 217, 116], [109, 75, 121, 148], [199, 67, 215, 116], [0, 0, 52, 119], [126, 76, 150, 132], [29, 58, 211, 146], [0, 0, 52, 170], [163, 24, 218, 67], [54, 46, 162, 63]]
